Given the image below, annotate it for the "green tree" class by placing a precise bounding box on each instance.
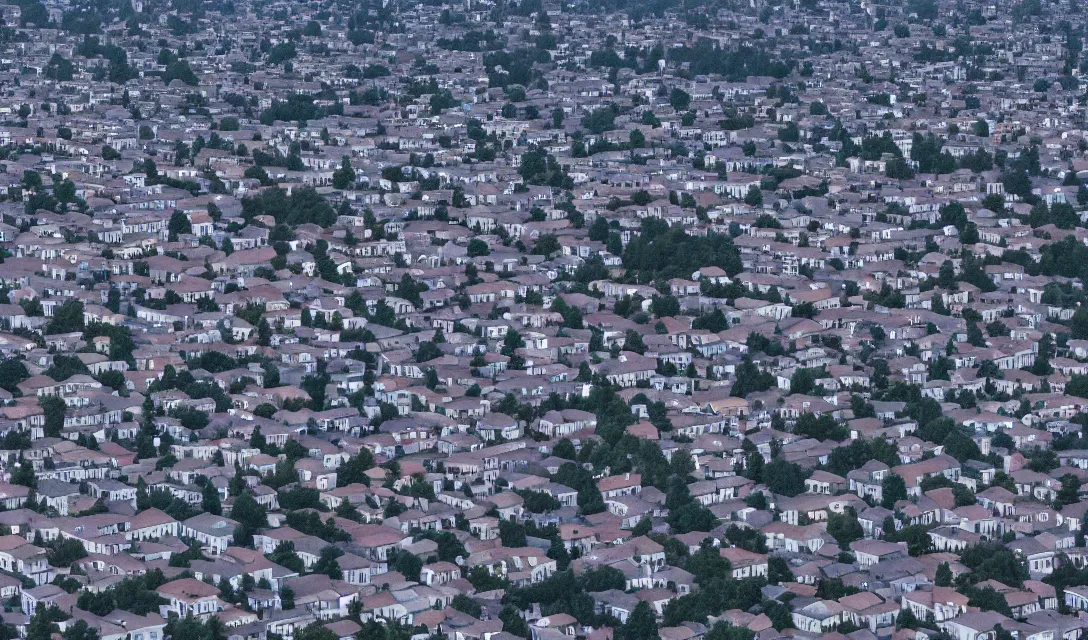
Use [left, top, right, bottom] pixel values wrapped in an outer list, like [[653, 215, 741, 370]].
[[935, 562, 953, 587], [667, 87, 691, 110], [500, 605, 529, 637], [827, 508, 863, 546], [332, 157, 356, 190], [468, 239, 490, 257], [881, 474, 908, 508], [1056, 474, 1081, 508], [618, 601, 657, 640], [201, 480, 222, 515], [40, 396, 66, 438], [761, 459, 806, 497], [231, 491, 266, 544], [62, 620, 99, 640], [46, 300, 84, 334], [25, 605, 60, 640]]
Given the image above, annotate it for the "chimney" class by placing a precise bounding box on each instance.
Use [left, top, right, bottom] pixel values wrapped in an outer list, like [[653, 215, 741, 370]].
[[625, 472, 630, 480]]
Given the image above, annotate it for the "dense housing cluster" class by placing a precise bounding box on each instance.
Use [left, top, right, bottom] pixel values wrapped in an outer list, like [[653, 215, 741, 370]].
[[7, 0, 1088, 640]]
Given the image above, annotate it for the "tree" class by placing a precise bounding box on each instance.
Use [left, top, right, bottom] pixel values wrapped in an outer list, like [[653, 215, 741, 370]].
[[651, 295, 680, 317], [40, 396, 66, 438], [313, 547, 343, 579], [935, 562, 953, 587], [280, 585, 294, 609], [269, 542, 304, 574], [451, 594, 482, 618], [968, 586, 1013, 615], [619, 601, 657, 640], [390, 549, 422, 581], [706, 623, 755, 640], [467, 239, 490, 257], [332, 157, 356, 190], [337, 450, 375, 486], [669, 88, 691, 111], [761, 459, 806, 497], [62, 620, 98, 640], [163, 60, 199, 85], [46, 300, 84, 334], [45, 53, 74, 81], [10, 455, 35, 488], [881, 474, 908, 508], [415, 342, 443, 363], [1056, 474, 1081, 508], [827, 508, 863, 546], [1031, 333, 1054, 376], [201, 480, 222, 515], [768, 556, 794, 584], [25, 605, 60, 640], [1072, 308, 1088, 340], [231, 491, 266, 544], [553, 439, 576, 460], [0, 359, 28, 395], [500, 605, 529, 637], [744, 186, 763, 206], [49, 539, 88, 567], [793, 412, 847, 441], [959, 543, 1028, 587], [532, 234, 561, 256]]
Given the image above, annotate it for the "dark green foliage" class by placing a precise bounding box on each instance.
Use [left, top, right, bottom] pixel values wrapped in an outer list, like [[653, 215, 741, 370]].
[[242, 187, 336, 227], [389, 549, 422, 582], [553, 461, 606, 515], [268, 541, 305, 573], [231, 491, 267, 544], [518, 147, 573, 188], [881, 474, 908, 508], [415, 530, 467, 563], [76, 569, 168, 615], [618, 601, 657, 640], [825, 438, 898, 476], [516, 490, 561, 513], [311, 547, 342, 579], [622, 219, 742, 282], [582, 565, 627, 592], [965, 585, 1013, 615], [762, 459, 807, 497], [48, 539, 88, 567], [163, 60, 198, 85], [504, 571, 608, 627], [958, 543, 1028, 587], [0, 358, 28, 393], [46, 301, 84, 334], [451, 594, 481, 618], [793, 412, 847, 441], [499, 605, 529, 637], [731, 358, 775, 397], [40, 395, 66, 439], [201, 481, 222, 515], [826, 508, 863, 547], [724, 524, 767, 553]]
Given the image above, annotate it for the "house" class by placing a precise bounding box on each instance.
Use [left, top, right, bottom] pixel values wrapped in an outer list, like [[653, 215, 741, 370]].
[[157, 578, 224, 619], [719, 547, 768, 579], [181, 514, 239, 555], [902, 586, 970, 622]]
